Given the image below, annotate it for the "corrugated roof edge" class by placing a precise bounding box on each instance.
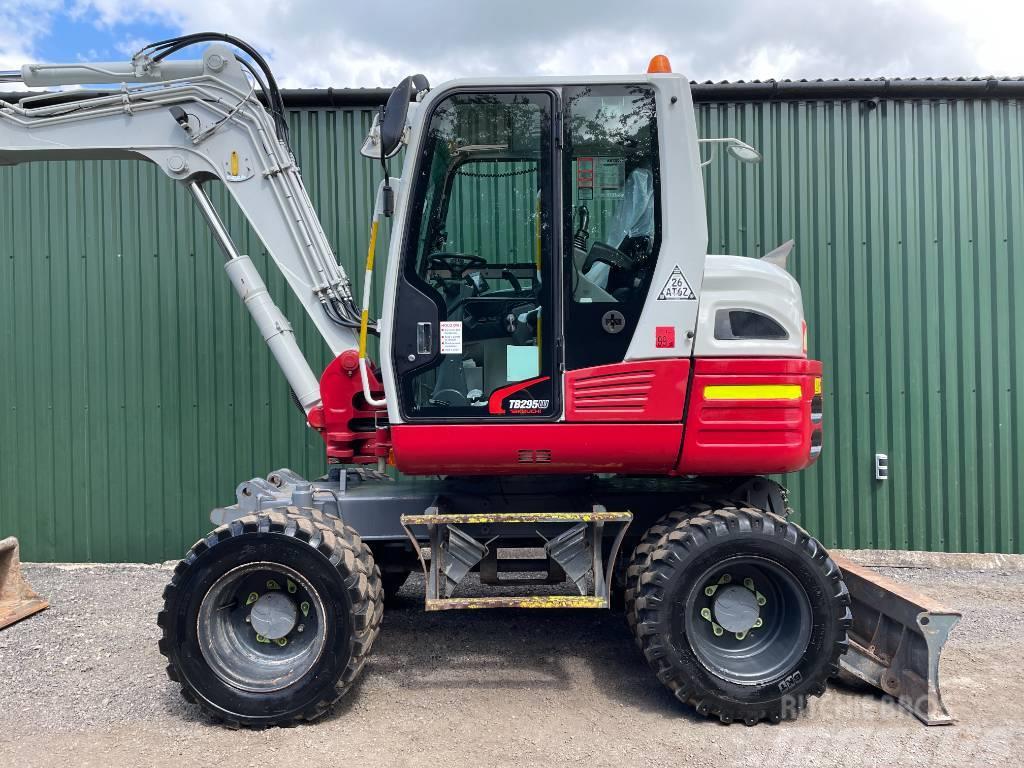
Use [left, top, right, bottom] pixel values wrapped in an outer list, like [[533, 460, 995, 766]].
[[278, 76, 1024, 105], [3, 76, 1023, 110]]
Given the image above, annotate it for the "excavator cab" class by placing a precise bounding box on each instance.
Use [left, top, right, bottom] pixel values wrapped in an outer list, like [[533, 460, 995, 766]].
[[379, 76, 716, 474]]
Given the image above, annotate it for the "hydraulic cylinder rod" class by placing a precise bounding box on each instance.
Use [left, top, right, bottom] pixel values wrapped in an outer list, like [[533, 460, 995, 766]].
[[187, 181, 322, 411], [6, 59, 205, 88]]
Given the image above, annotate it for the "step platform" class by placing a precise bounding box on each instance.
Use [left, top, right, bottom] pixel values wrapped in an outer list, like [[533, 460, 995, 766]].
[[400, 508, 632, 611]]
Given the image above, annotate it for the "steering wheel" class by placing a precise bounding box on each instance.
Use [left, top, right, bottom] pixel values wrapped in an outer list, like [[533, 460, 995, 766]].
[[428, 252, 487, 276]]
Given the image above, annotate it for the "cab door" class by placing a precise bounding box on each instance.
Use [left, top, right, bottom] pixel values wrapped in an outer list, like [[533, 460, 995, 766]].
[[390, 89, 561, 425]]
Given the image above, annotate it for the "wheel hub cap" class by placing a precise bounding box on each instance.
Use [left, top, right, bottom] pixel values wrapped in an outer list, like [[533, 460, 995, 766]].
[[713, 584, 759, 634], [249, 591, 297, 640]]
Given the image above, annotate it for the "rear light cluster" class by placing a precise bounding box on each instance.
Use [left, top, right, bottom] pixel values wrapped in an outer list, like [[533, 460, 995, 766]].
[[809, 376, 823, 461]]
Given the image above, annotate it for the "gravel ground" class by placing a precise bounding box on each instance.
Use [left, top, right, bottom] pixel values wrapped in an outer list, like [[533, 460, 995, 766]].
[[0, 551, 1022, 767]]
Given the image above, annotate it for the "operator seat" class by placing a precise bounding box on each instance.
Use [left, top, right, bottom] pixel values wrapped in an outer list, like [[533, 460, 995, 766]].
[[579, 166, 654, 299]]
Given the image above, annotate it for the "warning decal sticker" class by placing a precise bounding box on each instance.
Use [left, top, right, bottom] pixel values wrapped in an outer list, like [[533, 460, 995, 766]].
[[657, 265, 696, 301], [439, 321, 463, 354]]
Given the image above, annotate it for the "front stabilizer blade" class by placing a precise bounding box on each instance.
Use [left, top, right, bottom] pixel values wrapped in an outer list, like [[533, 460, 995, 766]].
[[833, 554, 959, 725]]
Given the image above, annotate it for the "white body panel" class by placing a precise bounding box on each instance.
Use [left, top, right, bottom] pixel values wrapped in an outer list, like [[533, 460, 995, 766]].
[[621, 75, 708, 361], [692, 255, 805, 358]]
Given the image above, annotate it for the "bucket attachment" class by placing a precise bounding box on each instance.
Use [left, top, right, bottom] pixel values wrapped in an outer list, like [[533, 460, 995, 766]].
[[0, 537, 48, 630], [833, 554, 960, 725]]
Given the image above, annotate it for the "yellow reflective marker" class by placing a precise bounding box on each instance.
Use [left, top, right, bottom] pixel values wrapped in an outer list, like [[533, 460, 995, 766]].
[[358, 220, 379, 360], [229, 151, 239, 177], [814, 377, 822, 395], [704, 384, 802, 401]]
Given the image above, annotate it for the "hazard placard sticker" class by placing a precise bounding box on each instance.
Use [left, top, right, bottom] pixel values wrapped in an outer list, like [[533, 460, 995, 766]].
[[657, 265, 696, 300]]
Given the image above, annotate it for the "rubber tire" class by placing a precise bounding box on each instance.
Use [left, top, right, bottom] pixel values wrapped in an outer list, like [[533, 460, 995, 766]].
[[632, 506, 851, 724], [158, 510, 384, 728], [623, 503, 712, 639]]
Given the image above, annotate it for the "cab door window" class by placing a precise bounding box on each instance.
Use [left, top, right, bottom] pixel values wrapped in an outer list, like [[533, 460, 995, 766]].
[[396, 91, 557, 420]]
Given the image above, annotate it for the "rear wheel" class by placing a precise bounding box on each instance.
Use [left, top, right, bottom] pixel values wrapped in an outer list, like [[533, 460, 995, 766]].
[[158, 510, 383, 727], [632, 506, 851, 724]]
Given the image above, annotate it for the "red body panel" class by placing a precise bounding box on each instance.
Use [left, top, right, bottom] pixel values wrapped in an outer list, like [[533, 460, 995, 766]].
[[677, 357, 822, 475], [390, 423, 684, 475], [565, 359, 690, 422], [308, 352, 388, 465], [317, 353, 822, 477]]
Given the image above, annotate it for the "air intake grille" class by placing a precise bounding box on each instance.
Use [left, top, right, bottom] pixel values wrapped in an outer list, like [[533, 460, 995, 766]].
[[518, 449, 552, 463], [570, 369, 655, 413]]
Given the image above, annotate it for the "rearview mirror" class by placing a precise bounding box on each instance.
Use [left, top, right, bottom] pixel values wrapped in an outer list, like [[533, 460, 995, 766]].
[[698, 137, 762, 168], [726, 140, 762, 164], [376, 74, 430, 159]]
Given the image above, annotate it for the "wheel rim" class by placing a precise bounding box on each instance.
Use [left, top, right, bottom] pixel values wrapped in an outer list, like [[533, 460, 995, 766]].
[[197, 561, 327, 693], [679, 555, 812, 685]]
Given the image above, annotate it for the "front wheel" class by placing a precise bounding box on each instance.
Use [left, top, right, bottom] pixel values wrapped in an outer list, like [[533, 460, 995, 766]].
[[632, 506, 851, 724], [158, 510, 383, 727]]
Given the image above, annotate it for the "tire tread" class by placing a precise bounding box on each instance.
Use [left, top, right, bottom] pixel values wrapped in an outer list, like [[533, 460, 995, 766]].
[[629, 505, 851, 724], [157, 508, 384, 728]]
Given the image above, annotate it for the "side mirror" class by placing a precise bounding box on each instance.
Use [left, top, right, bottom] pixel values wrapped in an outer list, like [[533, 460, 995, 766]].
[[378, 74, 429, 159], [698, 137, 762, 168], [725, 140, 762, 164]]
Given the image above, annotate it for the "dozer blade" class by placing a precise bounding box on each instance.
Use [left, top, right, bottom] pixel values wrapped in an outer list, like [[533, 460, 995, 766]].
[[0, 537, 48, 630], [833, 553, 960, 725]]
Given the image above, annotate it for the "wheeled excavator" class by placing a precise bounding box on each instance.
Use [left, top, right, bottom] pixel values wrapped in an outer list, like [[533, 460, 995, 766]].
[[0, 35, 959, 728]]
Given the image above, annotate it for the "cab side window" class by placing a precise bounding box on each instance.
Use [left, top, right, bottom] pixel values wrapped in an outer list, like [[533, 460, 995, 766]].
[[564, 85, 660, 304]]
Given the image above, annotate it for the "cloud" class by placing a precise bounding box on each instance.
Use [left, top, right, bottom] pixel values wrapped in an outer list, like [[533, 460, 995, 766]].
[[0, 0, 62, 74], [5, 0, 1021, 90]]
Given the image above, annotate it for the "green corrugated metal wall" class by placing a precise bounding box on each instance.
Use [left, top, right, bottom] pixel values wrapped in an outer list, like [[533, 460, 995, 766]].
[[1, 94, 1021, 561], [698, 97, 1023, 555]]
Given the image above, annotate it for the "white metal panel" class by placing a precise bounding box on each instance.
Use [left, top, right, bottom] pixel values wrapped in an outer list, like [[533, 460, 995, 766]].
[[691, 255, 805, 358], [623, 74, 708, 360]]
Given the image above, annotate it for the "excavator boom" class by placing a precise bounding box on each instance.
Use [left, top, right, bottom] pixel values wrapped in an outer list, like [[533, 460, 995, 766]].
[[1, 41, 365, 410]]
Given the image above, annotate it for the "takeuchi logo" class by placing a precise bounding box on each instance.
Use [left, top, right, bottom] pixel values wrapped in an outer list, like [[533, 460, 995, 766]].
[[507, 398, 549, 414], [488, 375, 552, 415]]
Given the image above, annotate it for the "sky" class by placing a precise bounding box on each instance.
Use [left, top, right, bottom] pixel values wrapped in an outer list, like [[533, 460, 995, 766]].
[[1, 0, 1022, 89]]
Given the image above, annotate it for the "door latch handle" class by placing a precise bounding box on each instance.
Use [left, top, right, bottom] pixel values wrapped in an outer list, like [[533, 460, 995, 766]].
[[416, 322, 433, 355]]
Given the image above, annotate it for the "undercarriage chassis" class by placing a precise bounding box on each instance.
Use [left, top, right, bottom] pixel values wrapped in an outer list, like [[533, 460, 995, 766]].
[[204, 467, 959, 726]]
